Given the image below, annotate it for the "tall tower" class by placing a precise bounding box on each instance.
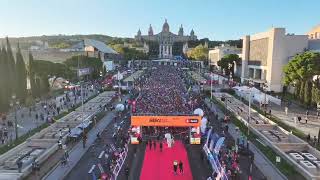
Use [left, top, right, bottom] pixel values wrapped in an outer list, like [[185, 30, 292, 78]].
[[135, 28, 142, 41], [178, 24, 184, 36], [148, 24, 154, 36]]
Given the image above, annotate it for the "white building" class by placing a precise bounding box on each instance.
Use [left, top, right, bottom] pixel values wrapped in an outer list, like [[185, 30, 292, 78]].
[[208, 44, 242, 67], [307, 25, 320, 53], [83, 39, 119, 61], [241, 28, 308, 92]]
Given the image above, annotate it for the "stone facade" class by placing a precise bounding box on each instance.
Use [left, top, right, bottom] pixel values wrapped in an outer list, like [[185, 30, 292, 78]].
[[135, 19, 197, 58], [208, 44, 242, 67], [249, 38, 269, 66], [307, 25, 320, 39], [241, 28, 308, 92]]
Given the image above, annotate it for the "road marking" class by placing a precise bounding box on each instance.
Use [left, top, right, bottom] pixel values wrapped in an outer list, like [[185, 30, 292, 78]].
[[88, 165, 96, 174], [98, 151, 105, 159]]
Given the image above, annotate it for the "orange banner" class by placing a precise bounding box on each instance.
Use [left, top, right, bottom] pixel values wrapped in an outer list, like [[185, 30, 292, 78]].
[[131, 115, 201, 127]]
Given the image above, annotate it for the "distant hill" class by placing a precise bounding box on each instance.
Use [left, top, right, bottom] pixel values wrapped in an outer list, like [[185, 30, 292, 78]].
[[0, 34, 134, 50], [0, 34, 242, 63], [0, 34, 241, 50]]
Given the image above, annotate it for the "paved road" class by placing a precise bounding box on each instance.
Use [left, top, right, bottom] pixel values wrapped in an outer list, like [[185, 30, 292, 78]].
[[65, 111, 131, 180]]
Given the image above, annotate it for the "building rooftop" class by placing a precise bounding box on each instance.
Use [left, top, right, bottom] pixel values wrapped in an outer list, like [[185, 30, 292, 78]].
[[84, 39, 118, 54]]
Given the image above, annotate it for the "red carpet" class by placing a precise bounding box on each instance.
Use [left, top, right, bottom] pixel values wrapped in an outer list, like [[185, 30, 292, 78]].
[[140, 140, 193, 180]]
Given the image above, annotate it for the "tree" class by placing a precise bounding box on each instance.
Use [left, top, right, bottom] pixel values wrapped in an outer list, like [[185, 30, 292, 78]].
[[0, 47, 7, 112], [283, 51, 320, 106], [65, 55, 102, 79], [217, 54, 241, 76], [28, 53, 37, 98], [304, 81, 312, 106], [111, 44, 148, 60], [186, 44, 208, 60], [40, 75, 50, 95], [6, 37, 16, 96], [102, 65, 107, 77], [15, 44, 27, 102]]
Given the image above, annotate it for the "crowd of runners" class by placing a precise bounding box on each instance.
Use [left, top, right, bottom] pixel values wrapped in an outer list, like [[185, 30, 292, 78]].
[[135, 66, 192, 115]]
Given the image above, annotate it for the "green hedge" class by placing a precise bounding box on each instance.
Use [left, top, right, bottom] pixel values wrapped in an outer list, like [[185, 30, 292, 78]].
[[210, 96, 304, 179]]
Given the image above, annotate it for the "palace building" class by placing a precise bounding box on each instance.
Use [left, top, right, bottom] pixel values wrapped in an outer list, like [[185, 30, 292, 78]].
[[135, 19, 197, 58]]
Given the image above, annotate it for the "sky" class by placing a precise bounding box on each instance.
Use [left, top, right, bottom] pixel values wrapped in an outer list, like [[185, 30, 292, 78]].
[[0, 0, 319, 40]]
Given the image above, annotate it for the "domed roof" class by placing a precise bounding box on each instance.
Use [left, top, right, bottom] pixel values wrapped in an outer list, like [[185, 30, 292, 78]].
[[162, 19, 170, 32], [190, 29, 195, 36]]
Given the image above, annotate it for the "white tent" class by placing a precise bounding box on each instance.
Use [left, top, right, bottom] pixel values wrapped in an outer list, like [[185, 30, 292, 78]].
[[194, 108, 204, 117], [233, 86, 281, 105], [115, 104, 125, 111]]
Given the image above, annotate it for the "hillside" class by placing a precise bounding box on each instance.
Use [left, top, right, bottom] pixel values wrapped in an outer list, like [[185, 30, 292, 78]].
[[0, 34, 134, 50]]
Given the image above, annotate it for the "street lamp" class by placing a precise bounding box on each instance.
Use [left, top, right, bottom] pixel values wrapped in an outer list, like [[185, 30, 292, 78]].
[[228, 63, 233, 82], [262, 82, 268, 116], [10, 94, 20, 140], [247, 79, 254, 137], [210, 72, 213, 99]]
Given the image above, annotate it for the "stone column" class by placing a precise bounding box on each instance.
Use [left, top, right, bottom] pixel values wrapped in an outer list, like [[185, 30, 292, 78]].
[[159, 44, 162, 58], [241, 35, 250, 83], [170, 45, 172, 57], [164, 45, 168, 56], [162, 45, 165, 58], [253, 68, 257, 79]]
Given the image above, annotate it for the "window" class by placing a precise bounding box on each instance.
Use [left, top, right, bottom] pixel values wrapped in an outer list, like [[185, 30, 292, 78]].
[[310, 34, 314, 39]]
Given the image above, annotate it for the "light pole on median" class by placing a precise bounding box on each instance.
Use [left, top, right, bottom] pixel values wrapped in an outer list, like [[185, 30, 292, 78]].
[[10, 94, 20, 140], [247, 79, 254, 137], [210, 72, 213, 99], [262, 81, 268, 117]]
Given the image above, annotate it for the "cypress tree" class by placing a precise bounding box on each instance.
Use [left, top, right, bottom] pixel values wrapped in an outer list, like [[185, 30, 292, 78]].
[[15, 43, 27, 102], [34, 77, 41, 98], [0, 47, 5, 112], [1, 46, 10, 111], [40, 75, 50, 95], [5, 37, 16, 96], [28, 53, 37, 98]]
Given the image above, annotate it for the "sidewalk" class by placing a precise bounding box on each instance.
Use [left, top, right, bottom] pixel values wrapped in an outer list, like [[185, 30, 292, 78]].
[[204, 98, 287, 180], [265, 101, 320, 137], [43, 96, 127, 180]]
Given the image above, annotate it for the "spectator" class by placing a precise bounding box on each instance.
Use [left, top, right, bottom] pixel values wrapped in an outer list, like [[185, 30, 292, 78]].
[[125, 166, 130, 180], [178, 160, 184, 174]]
